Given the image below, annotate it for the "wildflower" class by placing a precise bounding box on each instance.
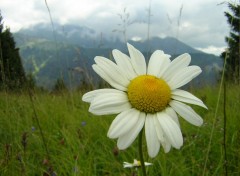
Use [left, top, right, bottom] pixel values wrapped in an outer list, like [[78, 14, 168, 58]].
[[112, 146, 119, 156], [73, 166, 78, 173], [31, 126, 36, 132], [42, 158, 49, 165], [82, 43, 207, 157], [81, 121, 87, 126], [21, 132, 28, 151], [123, 159, 152, 168], [16, 153, 23, 163]]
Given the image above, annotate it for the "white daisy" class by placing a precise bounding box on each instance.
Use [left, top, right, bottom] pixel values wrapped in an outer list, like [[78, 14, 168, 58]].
[[123, 159, 153, 168], [82, 43, 207, 158]]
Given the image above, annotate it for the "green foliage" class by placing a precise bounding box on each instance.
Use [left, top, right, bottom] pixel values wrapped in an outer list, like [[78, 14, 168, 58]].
[[25, 73, 36, 90], [0, 12, 26, 90], [0, 86, 239, 175], [221, 2, 240, 83], [52, 78, 68, 93]]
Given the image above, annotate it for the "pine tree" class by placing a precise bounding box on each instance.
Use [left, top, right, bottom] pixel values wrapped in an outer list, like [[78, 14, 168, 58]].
[[0, 12, 26, 90], [221, 3, 240, 83]]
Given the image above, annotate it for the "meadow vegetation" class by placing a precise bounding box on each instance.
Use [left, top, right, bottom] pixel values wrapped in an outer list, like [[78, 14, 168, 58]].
[[0, 1, 239, 175], [0, 84, 239, 175]]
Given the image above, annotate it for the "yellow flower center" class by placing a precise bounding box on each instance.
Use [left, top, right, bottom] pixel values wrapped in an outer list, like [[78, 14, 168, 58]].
[[127, 75, 171, 113]]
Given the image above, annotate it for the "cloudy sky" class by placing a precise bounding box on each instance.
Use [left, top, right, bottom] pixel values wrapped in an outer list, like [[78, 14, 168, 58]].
[[0, 0, 234, 55]]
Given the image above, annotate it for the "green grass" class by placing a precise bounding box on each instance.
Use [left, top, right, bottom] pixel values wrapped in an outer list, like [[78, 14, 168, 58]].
[[0, 85, 239, 176]]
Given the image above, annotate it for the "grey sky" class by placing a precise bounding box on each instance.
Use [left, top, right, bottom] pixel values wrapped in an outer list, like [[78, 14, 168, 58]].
[[0, 0, 233, 55]]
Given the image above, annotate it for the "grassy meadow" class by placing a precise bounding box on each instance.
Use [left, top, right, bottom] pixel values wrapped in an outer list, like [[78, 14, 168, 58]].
[[0, 85, 239, 176]]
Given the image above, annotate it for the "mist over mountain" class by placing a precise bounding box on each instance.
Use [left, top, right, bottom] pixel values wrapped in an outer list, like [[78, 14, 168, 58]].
[[13, 23, 222, 89], [14, 23, 203, 54]]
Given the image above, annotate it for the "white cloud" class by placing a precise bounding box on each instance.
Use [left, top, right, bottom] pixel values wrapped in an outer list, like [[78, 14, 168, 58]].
[[196, 45, 226, 56], [0, 0, 231, 50], [131, 36, 142, 41]]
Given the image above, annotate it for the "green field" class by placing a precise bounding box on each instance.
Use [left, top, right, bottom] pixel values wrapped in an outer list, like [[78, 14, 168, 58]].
[[0, 85, 239, 176]]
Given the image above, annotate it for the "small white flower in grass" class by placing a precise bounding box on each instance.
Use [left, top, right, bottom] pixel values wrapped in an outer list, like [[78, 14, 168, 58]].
[[82, 43, 207, 158], [123, 159, 153, 168]]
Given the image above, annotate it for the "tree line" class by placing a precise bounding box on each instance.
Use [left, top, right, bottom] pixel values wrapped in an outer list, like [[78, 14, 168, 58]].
[[221, 2, 240, 84], [0, 12, 26, 90]]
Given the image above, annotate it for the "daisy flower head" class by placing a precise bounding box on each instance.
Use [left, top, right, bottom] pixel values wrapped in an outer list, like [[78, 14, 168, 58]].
[[82, 43, 207, 158], [123, 159, 152, 168]]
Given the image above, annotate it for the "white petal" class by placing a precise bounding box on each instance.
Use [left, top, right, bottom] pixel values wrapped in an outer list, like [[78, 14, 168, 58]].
[[157, 112, 183, 149], [172, 89, 208, 109], [127, 43, 146, 75], [170, 100, 203, 126], [168, 66, 202, 90], [161, 53, 191, 81], [161, 140, 171, 153], [147, 50, 171, 77], [153, 113, 172, 153], [117, 112, 145, 149], [123, 162, 134, 168], [145, 114, 160, 158], [89, 91, 131, 115], [82, 89, 122, 103], [93, 65, 127, 91], [165, 107, 180, 126], [94, 56, 130, 86], [153, 116, 164, 142], [112, 49, 137, 79], [107, 109, 140, 139], [144, 162, 153, 166]]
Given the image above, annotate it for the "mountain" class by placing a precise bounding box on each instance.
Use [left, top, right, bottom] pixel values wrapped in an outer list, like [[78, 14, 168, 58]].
[[13, 23, 222, 89], [14, 23, 202, 55]]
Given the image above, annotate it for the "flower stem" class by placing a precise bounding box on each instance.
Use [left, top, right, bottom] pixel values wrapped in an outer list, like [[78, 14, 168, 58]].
[[139, 129, 147, 176]]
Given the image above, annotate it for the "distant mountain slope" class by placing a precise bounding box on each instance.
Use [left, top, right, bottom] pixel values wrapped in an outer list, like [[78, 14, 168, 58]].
[[13, 23, 222, 89], [129, 37, 202, 55], [14, 22, 203, 55]]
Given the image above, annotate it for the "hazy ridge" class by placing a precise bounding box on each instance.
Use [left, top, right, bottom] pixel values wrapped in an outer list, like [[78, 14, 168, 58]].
[[13, 23, 223, 89]]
